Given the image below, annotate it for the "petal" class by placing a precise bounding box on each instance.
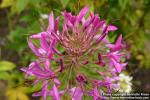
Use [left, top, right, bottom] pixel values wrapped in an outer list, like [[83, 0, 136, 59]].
[[48, 39, 55, 59], [106, 35, 123, 51], [96, 26, 108, 44], [116, 34, 122, 46], [44, 59, 50, 70], [93, 87, 99, 100], [53, 84, 60, 100], [107, 25, 118, 31], [95, 21, 105, 31], [47, 12, 54, 32], [107, 52, 121, 62], [111, 59, 121, 73], [54, 78, 61, 85], [111, 59, 127, 73], [93, 15, 100, 26], [43, 81, 49, 100], [78, 5, 89, 22], [71, 87, 83, 100], [40, 34, 49, 51], [106, 44, 115, 49], [54, 17, 60, 33], [62, 12, 73, 27], [28, 39, 40, 56], [83, 16, 95, 31], [32, 92, 42, 97], [20, 67, 33, 75], [30, 32, 48, 39], [53, 48, 62, 56]]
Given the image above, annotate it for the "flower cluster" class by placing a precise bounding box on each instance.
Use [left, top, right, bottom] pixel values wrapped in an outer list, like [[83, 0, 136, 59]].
[[21, 6, 127, 100], [118, 73, 132, 93]]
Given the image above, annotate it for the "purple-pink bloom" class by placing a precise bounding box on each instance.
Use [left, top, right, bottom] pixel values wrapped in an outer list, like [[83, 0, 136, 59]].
[[106, 35, 123, 51], [21, 61, 55, 79], [32, 80, 49, 100], [33, 82, 63, 100], [111, 59, 127, 73], [21, 5, 128, 100]]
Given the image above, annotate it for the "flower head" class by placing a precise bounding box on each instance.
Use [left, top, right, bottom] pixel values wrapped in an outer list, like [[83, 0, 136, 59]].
[[21, 5, 127, 100]]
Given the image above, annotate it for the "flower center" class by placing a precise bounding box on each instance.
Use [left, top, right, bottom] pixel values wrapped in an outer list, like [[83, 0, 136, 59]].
[[60, 31, 93, 57]]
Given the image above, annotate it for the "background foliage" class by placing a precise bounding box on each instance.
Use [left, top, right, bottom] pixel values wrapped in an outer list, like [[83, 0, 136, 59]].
[[0, 0, 150, 100]]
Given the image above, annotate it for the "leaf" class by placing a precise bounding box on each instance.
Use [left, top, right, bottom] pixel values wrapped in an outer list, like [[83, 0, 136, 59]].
[[60, 0, 70, 8], [0, 72, 10, 80], [11, 0, 29, 14], [0, 61, 16, 71], [6, 88, 29, 100], [0, 0, 13, 8]]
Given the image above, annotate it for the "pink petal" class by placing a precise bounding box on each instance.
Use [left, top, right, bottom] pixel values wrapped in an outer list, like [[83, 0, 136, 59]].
[[53, 84, 60, 100], [70, 87, 83, 100], [93, 15, 100, 26], [95, 21, 105, 30], [54, 78, 61, 85], [111, 59, 121, 73], [54, 17, 60, 33], [43, 81, 48, 100], [96, 26, 108, 44], [111, 59, 127, 73], [78, 5, 89, 22], [47, 12, 54, 32], [28, 39, 40, 56], [53, 48, 62, 56], [116, 34, 122, 46], [30, 32, 48, 39], [48, 39, 55, 59], [44, 59, 50, 70], [107, 25, 118, 31], [32, 92, 42, 97], [106, 44, 115, 49], [40, 34, 49, 51], [62, 12, 73, 27], [93, 87, 99, 100]]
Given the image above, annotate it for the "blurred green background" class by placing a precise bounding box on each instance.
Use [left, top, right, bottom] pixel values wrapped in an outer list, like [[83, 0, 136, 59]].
[[0, 0, 150, 100]]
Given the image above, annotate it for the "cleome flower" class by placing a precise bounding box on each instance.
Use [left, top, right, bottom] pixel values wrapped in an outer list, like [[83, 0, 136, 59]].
[[21, 5, 128, 100]]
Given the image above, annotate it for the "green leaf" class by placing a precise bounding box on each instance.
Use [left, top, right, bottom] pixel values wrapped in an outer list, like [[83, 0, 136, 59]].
[[0, 0, 13, 8], [60, 0, 70, 8], [0, 61, 16, 71], [0, 72, 10, 80], [11, 0, 29, 14]]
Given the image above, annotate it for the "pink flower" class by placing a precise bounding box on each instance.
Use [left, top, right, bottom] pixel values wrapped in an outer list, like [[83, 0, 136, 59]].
[[111, 59, 127, 73], [21, 61, 55, 79], [28, 38, 55, 60], [33, 82, 63, 100], [106, 35, 124, 51], [21, 5, 127, 100], [32, 80, 49, 100]]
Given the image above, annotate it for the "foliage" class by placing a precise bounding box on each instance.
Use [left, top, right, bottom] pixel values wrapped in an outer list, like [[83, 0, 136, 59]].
[[0, 61, 16, 71], [0, 61, 28, 100]]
